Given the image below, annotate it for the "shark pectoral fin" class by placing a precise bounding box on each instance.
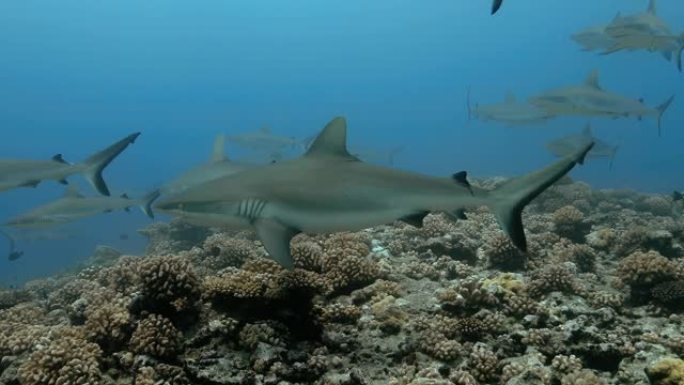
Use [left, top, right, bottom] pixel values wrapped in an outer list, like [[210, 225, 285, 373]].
[[255, 219, 299, 269], [400, 212, 429, 228]]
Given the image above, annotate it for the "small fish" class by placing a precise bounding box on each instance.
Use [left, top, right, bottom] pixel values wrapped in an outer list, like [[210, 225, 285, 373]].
[[0, 132, 140, 196], [156, 117, 592, 269], [529, 70, 674, 135], [5, 186, 160, 229]]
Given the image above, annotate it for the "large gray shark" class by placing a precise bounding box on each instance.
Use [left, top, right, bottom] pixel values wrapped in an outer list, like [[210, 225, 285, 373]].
[[468, 91, 555, 126], [5, 186, 160, 229], [546, 124, 619, 169], [529, 70, 674, 135], [0, 133, 140, 196], [156, 117, 593, 268], [161, 134, 252, 196]]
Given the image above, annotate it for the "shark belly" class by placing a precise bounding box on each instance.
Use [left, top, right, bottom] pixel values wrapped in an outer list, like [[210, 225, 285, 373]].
[[271, 204, 412, 234]]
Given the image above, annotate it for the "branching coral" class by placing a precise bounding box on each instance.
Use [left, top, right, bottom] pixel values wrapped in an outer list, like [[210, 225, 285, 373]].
[[129, 314, 183, 359], [18, 335, 103, 385], [138, 255, 201, 313], [552, 205, 589, 242], [84, 294, 132, 352]]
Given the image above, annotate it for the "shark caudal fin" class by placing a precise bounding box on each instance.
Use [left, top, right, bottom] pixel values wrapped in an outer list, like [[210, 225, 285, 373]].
[[655, 95, 675, 136], [139, 189, 161, 219], [80, 133, 141, 196], [491, 0, 503, 14], [487, 141, 594, 252]]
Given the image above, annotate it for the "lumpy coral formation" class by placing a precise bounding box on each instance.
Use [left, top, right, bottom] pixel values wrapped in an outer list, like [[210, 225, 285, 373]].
[[0, 180, 683, 384]]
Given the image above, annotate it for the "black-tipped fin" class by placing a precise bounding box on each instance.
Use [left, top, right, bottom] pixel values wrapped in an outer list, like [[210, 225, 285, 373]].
[[52, 154, 69, 164], [81, 132, 141, 196], [491, 0, 503, 14], [140, 189, 161, 219], [452, 171, 473, 195], [400, 212, 429, 228]]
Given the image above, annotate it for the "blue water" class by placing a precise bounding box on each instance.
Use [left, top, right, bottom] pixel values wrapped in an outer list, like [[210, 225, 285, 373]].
[[1, 0, 682, 283]]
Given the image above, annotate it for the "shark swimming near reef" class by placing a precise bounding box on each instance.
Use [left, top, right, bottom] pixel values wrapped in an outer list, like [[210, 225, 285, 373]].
[[546, 124, 619, 170], [468, 90, 555, 126], [160, 134, 252, 196], [156, 117, 593, 269], [529, 70, 674, 135], [4, 186, 160, 229], [0, 133, 141, 196]]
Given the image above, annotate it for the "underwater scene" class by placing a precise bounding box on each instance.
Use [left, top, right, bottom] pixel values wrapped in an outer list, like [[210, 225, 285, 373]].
[[1, 0, 684, 384]]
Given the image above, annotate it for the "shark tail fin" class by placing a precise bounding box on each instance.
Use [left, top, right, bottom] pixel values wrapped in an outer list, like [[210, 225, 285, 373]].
[[486, 142, 594, 251], [139, 189, 161, 219], [655, 95, 675, 136], [608, 145, 619, 171], [388, 146, 405, 165], [80, 133, 141, 196], [675, 32, 684, 73], [491, 0, 503, 14]]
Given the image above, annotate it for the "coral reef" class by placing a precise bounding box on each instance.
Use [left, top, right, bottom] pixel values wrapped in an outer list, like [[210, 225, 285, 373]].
[[0, 181, 683, 385]]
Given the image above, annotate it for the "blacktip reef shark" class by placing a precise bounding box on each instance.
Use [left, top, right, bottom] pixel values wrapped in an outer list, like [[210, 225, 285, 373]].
[[546, 123, 619, 170], [528, 70, 674, 136], [0, 132, 140, 196], [468, 89, 555, 126], [156, 117, 593, 269], [4, 186, 160, 229], [160, 134, 252, 196]]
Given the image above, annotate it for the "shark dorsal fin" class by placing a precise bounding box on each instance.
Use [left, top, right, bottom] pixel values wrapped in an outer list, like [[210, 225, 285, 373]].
[[585, 70, 602, 90], [210, 134, 227, 163], [52, 154, 68, 164], [612, 12, 622, 22], [305, 117, 356, 159], [504, 92, 516, 103], [64, 185, 83, 198], [647, 0, 656, 14]]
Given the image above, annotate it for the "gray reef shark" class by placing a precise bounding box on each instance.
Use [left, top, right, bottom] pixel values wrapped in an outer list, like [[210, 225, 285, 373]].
[[0, 229, 23, 261], [529, 70, 674, 135], [0, 132, 140, 196], [5, 186, 160, 229], [156, 117, 593, 269], [603, 0, 684, 71], [468, 90, 555, 126], [546, 124, 619, 169], [161, 134, 252, 196]]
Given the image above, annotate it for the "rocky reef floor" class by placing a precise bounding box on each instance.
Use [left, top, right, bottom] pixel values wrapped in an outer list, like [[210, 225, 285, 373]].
[[1, 180, 684, 385]]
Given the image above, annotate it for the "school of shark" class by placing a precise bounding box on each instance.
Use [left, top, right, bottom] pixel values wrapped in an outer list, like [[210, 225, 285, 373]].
[[2, 1, 684, 384]]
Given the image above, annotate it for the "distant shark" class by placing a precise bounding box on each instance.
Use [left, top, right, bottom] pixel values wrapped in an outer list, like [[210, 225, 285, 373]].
[[529, 70, 674, 135], [0, 133, 140, 196], [161, 134, 252, 196], [546, 123, 619, 170], [5, 186, 160, 229], [468, 90, 555, 126], [156, 117, 592, 268]]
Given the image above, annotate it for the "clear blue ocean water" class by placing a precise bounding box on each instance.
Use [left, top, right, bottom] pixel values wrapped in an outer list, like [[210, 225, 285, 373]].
[[1, 0, 682, 283]]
